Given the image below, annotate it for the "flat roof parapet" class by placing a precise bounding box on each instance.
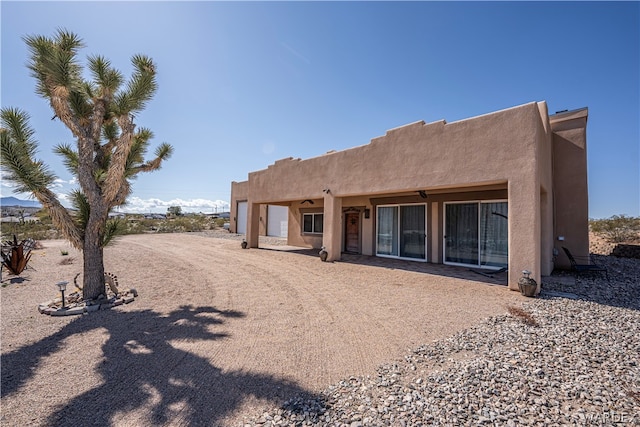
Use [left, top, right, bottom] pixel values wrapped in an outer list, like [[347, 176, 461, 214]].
[[268, 157, 302, 168]]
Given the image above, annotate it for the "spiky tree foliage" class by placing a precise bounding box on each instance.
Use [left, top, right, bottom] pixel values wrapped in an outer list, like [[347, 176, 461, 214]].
[[0, 29, 172, 300]]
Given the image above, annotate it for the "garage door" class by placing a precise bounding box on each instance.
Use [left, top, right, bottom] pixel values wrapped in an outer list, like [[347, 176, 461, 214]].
[[236, 201, 247, 234], [267, 205, 288, 237]]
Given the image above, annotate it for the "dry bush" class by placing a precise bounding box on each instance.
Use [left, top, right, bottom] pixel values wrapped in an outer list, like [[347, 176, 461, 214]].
[[58, 257, 75, 266], [507, 306, 539, 327], [590, 215, 640, 243], [625, 384, 640, 404]]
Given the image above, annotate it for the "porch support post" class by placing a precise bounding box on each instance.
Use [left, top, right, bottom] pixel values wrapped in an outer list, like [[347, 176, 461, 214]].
[[246, 202, 261, 248], [508, 179, 541, 292], [323, 192, 342, 261]]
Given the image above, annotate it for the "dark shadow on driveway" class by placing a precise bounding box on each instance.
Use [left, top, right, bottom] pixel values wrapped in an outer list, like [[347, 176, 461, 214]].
[[1, 305, 323, 426]]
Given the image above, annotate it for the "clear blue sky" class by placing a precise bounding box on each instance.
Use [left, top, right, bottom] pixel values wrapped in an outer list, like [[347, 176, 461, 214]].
[[1, 1, 638, 218]]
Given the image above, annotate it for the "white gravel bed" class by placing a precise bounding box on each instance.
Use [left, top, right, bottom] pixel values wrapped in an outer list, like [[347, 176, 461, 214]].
[[245, 255, 640, 426]]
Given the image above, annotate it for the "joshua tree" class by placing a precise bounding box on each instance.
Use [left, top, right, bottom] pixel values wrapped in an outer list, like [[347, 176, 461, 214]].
[[0, 29, 173, 300]]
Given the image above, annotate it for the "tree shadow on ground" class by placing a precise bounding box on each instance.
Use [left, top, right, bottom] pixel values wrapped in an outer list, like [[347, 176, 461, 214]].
[[2, 305, 322, 426]]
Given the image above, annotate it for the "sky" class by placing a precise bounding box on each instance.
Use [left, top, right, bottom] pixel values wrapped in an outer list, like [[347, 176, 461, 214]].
[[1, 1, 638, 218]]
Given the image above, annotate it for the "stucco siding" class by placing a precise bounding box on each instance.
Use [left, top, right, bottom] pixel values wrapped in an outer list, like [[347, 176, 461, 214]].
[[229, 101, 589, 291], [248, 103, 541, 204], [230, 181, 248, 233]]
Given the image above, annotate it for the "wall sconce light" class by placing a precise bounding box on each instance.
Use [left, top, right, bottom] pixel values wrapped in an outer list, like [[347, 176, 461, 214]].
[[364, 208, 370, 219], [56, 281, 68, 308]]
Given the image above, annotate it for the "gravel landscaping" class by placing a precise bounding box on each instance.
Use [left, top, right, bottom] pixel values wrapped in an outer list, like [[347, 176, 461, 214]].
[[245, 255, 640, 426]]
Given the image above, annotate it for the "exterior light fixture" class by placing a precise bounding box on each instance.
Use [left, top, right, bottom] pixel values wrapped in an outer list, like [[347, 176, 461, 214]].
[[56, 281, 68, 308]]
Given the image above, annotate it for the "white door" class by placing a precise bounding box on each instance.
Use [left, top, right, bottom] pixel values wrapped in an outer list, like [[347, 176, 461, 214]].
[[267, 205, 288, 237], [236, 201, 248, 234]]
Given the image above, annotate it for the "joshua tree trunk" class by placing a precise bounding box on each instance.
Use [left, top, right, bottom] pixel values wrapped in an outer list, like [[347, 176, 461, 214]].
[[83, 235, 105, 300], [82, 211, 107, 300]]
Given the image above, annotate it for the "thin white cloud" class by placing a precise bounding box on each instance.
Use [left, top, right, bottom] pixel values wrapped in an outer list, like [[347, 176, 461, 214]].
[[56, 192, 72, 204], [52, 179, 66, 189], [281, 42, 311, 65], [262, 141, 276, 155], [1, 171, 17, 191]]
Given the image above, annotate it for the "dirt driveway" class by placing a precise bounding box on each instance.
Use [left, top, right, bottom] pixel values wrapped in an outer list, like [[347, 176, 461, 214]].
[[1, 233, 522, 426]]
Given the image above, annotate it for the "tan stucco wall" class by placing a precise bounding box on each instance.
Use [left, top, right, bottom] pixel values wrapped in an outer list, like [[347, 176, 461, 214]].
[[247, 103, 542, 204], [551, 108, 590, 268], [288, 200, 324, 248], [230, 101, 589, 291], [229, 181, 248, 234], [536, 102, 555, 277]]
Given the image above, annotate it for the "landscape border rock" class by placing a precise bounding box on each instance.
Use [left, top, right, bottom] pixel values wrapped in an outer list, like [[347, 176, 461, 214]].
[[37, 288, 138, 316], [611, 243, 640, 259]]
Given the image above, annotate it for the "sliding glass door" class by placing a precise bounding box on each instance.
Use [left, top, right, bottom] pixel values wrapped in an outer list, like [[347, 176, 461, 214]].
[[480, 202, 508, 267], [444, 203, 478, 265], [377, 206, 398, 256], [400, 205, 426, 259], [377, 204, 426, 260], [445, 201, 508, 269]]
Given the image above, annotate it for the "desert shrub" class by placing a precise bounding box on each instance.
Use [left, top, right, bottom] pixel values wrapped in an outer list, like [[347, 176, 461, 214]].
[[3, 210, 221, 240], [59, 257, 75, 265], [507, 306, 539, 327], [161, 217, 209, 233], [1, 219, 62, 241], [590, 215, 640, 243], [119, 218, 155, 235]]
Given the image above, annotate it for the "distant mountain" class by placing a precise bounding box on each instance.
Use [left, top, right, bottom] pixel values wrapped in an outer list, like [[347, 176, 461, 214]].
[[0, 197, 42, 208]]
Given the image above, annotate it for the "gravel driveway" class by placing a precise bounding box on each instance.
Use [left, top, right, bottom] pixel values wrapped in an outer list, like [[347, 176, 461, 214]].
[[1, 232, 519, 426]]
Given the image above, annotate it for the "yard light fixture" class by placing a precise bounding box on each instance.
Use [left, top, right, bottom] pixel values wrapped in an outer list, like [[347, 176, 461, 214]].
[[56, 281, 68, 308]]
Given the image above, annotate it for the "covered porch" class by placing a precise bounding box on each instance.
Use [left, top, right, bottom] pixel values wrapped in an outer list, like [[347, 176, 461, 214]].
[[241, 180, 546, 292]]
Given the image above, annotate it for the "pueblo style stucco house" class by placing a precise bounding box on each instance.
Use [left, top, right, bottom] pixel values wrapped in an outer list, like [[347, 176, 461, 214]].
[[230, 101, 589, 291]]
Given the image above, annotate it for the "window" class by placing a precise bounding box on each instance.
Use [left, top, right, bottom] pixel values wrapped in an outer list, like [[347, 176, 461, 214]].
[[302, 213, 323, 234]]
